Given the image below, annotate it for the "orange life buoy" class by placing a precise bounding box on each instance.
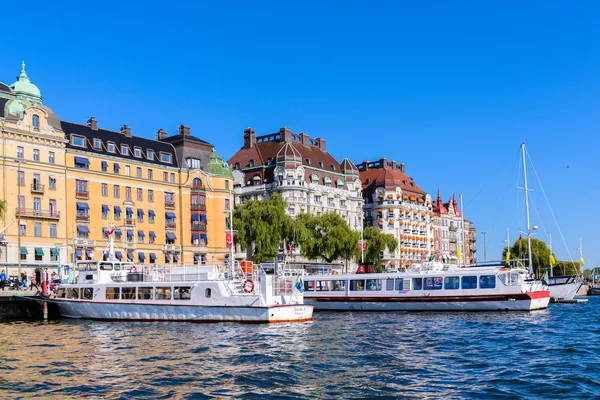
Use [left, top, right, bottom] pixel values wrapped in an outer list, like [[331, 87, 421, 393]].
[[242, 279, 254, 293], [130, 266, 138, 273]]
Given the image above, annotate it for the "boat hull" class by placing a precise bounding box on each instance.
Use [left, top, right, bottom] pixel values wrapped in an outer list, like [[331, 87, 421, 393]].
[[53, 300, 313, 323], [304, 292, 550, 312], [548, 281, 582, 301]]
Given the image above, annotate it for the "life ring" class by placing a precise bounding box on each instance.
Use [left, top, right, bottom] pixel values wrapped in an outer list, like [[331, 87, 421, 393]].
[[331, 270, 339, 275], [499, 267, 510, 271], [130, 266, 138, 273], [143, 265, 150, 275], [242, 279, 254, 293]]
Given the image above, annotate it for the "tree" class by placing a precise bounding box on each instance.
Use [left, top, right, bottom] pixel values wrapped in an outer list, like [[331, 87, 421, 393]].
[[362, 227, 398, 272], [502, 237, 551, 276], [232, 194, 293, 263], [552, 261, 581, 276], [0, 200, 6, 219]]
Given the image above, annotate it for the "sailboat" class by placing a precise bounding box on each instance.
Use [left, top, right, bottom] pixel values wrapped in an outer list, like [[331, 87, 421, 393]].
[[519, 142, 582, 301]]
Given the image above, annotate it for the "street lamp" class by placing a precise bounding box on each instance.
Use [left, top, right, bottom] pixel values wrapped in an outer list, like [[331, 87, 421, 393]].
[[481, 231, 487, 263], [14, 159, 26, 279]]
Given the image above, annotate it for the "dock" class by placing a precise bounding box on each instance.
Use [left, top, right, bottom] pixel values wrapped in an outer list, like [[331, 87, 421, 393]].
[[551, 298, 588, 304]]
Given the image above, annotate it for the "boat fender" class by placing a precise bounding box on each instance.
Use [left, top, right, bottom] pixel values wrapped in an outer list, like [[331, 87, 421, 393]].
[[242, 279, 255, 293], [130, 266, 138, 273]]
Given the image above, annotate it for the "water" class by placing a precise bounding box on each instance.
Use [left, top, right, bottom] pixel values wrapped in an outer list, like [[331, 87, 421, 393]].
[[2, 298, 600, 399]]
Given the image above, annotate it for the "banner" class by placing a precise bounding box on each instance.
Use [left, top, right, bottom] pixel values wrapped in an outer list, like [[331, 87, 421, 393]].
[[358, 240, 367, 252], [226, 232, 237, 247]]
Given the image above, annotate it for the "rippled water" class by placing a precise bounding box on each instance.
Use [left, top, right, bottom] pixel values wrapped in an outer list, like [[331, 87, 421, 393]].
[[1, 297, 600, 399]]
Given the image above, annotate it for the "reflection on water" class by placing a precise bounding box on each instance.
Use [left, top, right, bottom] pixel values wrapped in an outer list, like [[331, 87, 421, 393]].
[[1, 299, 599, 399]]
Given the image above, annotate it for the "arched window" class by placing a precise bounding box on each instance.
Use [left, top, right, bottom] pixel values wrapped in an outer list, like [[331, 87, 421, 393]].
[[32, 114, 40, 129], [193, 177, 203, 189]]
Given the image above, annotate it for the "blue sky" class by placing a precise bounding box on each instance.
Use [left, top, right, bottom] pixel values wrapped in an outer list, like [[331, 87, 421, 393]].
[[3, 1, 599, 266]]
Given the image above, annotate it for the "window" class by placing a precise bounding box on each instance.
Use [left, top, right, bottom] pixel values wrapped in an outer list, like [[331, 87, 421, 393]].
[[114, 185, 120, 198], [138, 232, 144, 243], [102, 207, 108, 219], [114, 208, 121, 220], [121, 144, 128, 155], [156, 287, 171, 300], [148, 169, 153, 180], [148, 190, 154, 202], [75, 179, 87, 194], [412, 278, 423, 290], [170, 173, 175, 183], [32, 114, 40, 128], [125, 165, 130, 176], [33, 149, 39, 161], [479, 275, 496, 289], [424, 277, 443, 290], [125, 186, 131, 200], [137, 188, 143, 201], [160, 152, 172, 163], [136, 167, 142, 178], [205, 288, 212, 298], [173, 287, 192, 300], [186, 157, 201, 169], [18, 171, 24, 186], [366, 279, 382, 291], [114, 163, 120, 174], [163, 172, 168, 182], [20, 223, 26, 236], [48, 152, 55, 164], [225, 180, 229, 190], [101, 183, 108, 197], [101, 162, 107, 172], [340, 200, 346, 207], [149, 213, 155, 223], [444, 276, 460, 290], [249, 160, 255, 167], [149, 233, 155, 243], [225, 199, 230, 211], [461, 276, 478, 289], [49, 199, 56, 216], [33, 197, 41, 211], [134, 147, 142, 157], [17, 146, 23, 159], [105, 287, 120, 300], [107, 142, 115, 153], [137, 287, 153, 300], [147, 149, 154, 160], [33, 222, 42, 237], [49, 224, 57, 238], [71, 135, 85, 147], [93, 139, 102, 149], [314, 195, 321, 203], [349, 280, 365, 291], [74, 157, 89, 169]]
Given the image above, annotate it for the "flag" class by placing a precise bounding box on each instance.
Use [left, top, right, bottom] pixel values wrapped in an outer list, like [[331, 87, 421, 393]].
[[429, 252, 435, 261], [287, 241, 295, 254], [457, 248, 462, 262], [295, 274, 304, 293], [519, 234, 522, 241], [505, 251, 510, 263], [580, 257, 585, 267], [541, 270, 549, 286], [550, 254, 556, 266], [105, 228, 115, 238]]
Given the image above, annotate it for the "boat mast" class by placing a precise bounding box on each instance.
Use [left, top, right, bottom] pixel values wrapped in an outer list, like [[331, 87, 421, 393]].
[[521, 142, 534, 276], [460, 194, 465, 267]]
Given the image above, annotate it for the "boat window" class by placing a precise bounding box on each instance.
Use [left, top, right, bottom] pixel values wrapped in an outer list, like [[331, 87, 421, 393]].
[[205, 288, 211, 298], [349, 279, 365, 291], [106, 287, 120, 300], [67, 288, 80, 299], [396, 278, 404, 291], [113, 263, 122, 271], [174, 287, 192, 300], [461, 276, 478, 289], [330, 280, 345, 291], [444, 276, 460, 290], [56, 288, 66, 298], [156, 287, 171, 300], [138, 287, 153, 300], [121, 287, 136, 300], [366, 279, 382, 291], [100, 263, 113, 271], [412, 278, 423, 290], [510, 273, 521, 285], [386, 278, 395, 291], [424, 277, 443, 290], [83, 288, 94, 299], [479, 275, 496, 289], [305, 280, 329, 291]]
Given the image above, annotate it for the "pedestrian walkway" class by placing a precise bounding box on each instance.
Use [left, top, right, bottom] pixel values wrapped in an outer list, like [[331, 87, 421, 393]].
[[0, 289, 39, 297]]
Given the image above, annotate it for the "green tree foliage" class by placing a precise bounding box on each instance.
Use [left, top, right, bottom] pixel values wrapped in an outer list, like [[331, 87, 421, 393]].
[[232, 194, 293, 263], [502, 237, 551, 276], [362, 227, 398, 272], [552, 261, 581, 276], [0, 200, 6, 219]]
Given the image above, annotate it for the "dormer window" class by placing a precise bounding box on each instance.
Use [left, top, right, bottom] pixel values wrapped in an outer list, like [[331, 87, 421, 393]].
[[305, 158, 311, 165], [71, 135, 86, 148], [331, 164, 336, 171], [134, 147, 142, 157], [93, 139, 102, 150], [160, 152, 172, 163], [107, 142, 116, 153], [147, 149, 154, 160], [318, 161, 324, 168], [235, 162, 240, 170], [32, 114, 39, 129], [186, 157, 201, 169], [249, 160, 255, 167], [121, 144, 129, 155]]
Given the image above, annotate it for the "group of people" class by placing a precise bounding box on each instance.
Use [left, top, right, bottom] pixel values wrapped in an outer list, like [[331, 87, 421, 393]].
[[0, 269, 57, 291]]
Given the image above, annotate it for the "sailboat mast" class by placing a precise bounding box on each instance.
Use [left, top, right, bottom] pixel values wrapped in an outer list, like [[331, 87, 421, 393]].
[[460, 194, 465, 267], [521, 142, 534, 275]]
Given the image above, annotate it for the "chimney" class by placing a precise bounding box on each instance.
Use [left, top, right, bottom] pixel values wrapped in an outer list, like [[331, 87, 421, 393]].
[[299, 132, 310, 146], [390, 160, 397, 169], [178, 124, 191, 136], [243, 127, 256, 149], [156, 128, 168, 140], [87, 117, 98, 131], [316, 137, 326, 151], [399, 163, 405, 172], [279, 126, 293, 143], [120, 124, 131, 137], [379, 157, 387, 167], [361, 160, 369, 171]]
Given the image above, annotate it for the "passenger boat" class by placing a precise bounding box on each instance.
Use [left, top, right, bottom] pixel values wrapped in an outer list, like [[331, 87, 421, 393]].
[[546, 275, 582, 301], [302, 262, 550, 311], [51, 257, 313, 323]]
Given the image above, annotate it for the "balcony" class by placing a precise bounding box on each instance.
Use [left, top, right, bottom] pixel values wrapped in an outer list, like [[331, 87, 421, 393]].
[[165, 222, 176, 230], [124, 241, 136, 250], [162, 244, 181, 253], [165, 201, 176, 209], [31, 183, 45, 194], [76, 214, 90, 222], [124, 218, 135, 226], [75, 191, 89, 200], [16, 208, 60, 220], [191, 223, 207, 232], [191, 204, 206, 211], [191, 185, 205, 192], [75, 239, 96, 247]]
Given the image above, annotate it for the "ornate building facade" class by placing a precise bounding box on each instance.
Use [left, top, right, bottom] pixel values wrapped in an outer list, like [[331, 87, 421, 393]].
[[0, 64, 233, 276]]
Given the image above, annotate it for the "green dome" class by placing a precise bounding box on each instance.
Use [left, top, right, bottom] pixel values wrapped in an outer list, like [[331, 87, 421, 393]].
[[10, 62, 42, 103], [4, 99, 27, 119], [207, 150, 233, 179]]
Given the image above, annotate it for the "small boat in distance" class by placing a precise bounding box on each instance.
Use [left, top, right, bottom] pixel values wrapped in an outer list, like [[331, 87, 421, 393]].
[[303, 261, 550, 312]]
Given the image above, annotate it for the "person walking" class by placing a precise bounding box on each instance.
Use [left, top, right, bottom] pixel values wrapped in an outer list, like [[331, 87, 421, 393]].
[[20, 272, 27, 291], [0, 269, 6, 291], [30, 274, 37, 290]]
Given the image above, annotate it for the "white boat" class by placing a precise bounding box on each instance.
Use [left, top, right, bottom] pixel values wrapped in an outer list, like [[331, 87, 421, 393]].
[[547, 275, 582, 301], [303, 261, 550, 311], [52, 260, 313, 323]]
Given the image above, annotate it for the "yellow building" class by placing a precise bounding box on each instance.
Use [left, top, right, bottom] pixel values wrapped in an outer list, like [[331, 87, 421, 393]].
[[0, 63, 233, 278]]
